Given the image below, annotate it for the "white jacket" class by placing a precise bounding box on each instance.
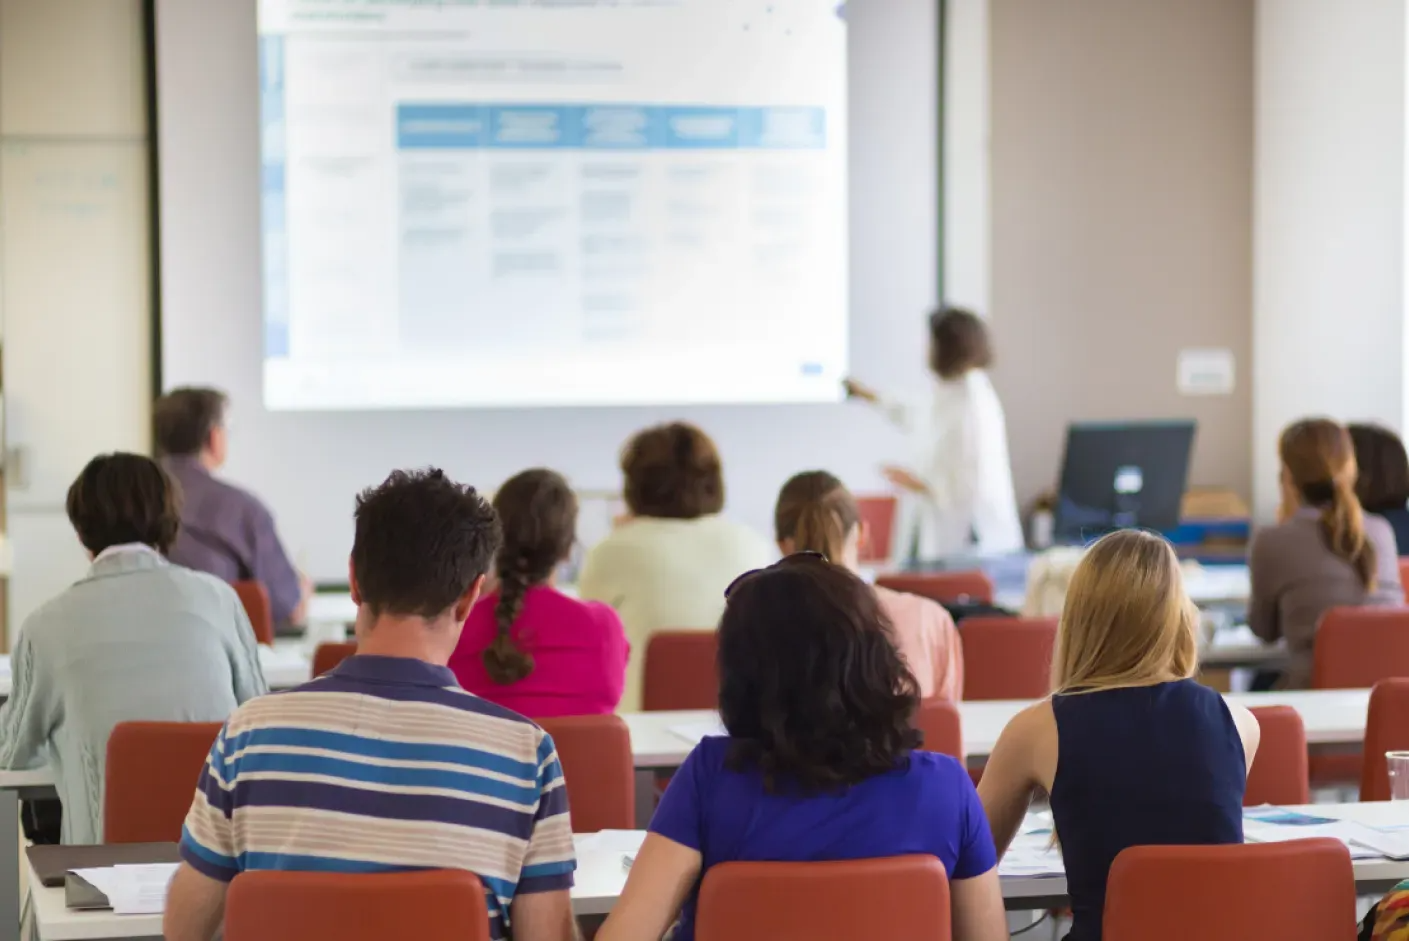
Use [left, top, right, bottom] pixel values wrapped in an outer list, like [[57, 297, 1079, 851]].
[[882, 371, 1024, 560]]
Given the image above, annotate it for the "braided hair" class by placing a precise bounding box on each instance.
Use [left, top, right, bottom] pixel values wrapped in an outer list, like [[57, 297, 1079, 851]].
[[483, 469, 578, 684]]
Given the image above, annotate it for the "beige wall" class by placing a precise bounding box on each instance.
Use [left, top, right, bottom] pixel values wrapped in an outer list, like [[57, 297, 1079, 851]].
[[989, 0, 1254, 509]]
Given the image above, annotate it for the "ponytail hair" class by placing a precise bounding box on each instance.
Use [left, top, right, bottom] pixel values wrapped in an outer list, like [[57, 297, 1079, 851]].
[[1280, 419, 1378, 590], [482, 469, 578, 685], [774, 471, 861, 562]]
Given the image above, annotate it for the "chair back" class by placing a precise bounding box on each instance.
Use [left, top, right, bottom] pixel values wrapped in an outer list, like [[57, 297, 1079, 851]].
[[225, 870, 490, 941], [642, 631, 718, 711], [104, 721, 224, 843], [538, 715, 634, 832], [312, 642, 357, 677], [1362, 678, 1409, 800], [1244, 706, 1309, 806], [856, 495, 897, 564], [233, 580, 275, 646], [696, 856, 951, 941], [1400, 558, 1409, 602], [1103, 839, 1356, 941], [958, 616, 1057, 700], [914, 699, 963, 761], [875, 570, 994, 605], [1312, 606, 1409, 689]]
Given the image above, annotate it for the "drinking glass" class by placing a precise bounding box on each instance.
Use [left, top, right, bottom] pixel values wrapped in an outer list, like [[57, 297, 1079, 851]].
[[1387, 751, 1409, 801]]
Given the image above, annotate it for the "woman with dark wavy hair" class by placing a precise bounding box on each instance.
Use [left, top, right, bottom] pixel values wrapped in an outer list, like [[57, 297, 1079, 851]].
[[597, 555, 1006, 941], [449, 469, 628, 717]]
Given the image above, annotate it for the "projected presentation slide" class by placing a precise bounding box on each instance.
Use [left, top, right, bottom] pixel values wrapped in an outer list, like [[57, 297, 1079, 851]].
[[258, 0, 849, 410]]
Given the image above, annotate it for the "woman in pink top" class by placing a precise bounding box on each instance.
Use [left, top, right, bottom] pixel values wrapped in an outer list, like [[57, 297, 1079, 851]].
[[774, 472, 963, 701], [450, 469, 629, 717]]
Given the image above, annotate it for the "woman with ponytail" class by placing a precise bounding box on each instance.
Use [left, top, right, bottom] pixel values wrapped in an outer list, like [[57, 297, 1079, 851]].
[[1248, 419, 1402, 689], [775, 471, 963, 701], [449, 469, 629, 717]]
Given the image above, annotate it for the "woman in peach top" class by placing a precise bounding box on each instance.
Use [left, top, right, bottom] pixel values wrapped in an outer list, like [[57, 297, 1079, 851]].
[[774, 471, 963, 701]]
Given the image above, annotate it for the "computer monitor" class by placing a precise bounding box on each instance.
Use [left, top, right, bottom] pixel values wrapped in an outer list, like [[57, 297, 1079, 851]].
[[1054, 420, 1197, 543]]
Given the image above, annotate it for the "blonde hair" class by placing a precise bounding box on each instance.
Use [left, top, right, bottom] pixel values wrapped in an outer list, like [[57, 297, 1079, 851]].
[[1281, 418, 1377, 590], [774, 471, 860, 562], [1052, 530, 1199, 694]]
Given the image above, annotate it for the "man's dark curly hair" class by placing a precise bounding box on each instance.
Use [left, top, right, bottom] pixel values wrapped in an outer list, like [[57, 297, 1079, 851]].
[[718, 555, 920, 793]]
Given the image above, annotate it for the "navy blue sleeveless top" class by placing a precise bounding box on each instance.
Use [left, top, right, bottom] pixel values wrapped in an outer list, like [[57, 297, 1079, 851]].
[[1050, 679, 1245, 941]]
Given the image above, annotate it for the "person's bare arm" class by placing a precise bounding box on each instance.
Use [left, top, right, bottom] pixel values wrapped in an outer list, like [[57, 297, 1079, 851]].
[[1225, 700, 1262, 773], [950, 869, 1009, 941], [597, 834, 702, 941], [163, 863, 228, 941], [509, 889, 579, 941], [977, 701, 1056, 858]]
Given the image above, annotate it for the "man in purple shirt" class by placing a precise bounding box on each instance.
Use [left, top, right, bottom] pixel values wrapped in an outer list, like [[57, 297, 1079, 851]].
[[154, 388, 309, 626]]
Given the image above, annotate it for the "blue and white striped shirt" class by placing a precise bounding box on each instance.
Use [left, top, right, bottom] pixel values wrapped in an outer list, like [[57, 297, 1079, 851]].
[[179, 655, 576, 939]]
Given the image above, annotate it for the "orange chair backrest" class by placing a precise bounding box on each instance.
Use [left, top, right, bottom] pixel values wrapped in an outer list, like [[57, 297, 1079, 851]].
[[1103, 839, 1356, 941], [225, 869, 490, 941], [1244, 706, 1309, 806], [233, 580, 275, 646], [1400, 559, 1409, 602], [538, 715, 634, 832], [696, 856, 951, 941], [312, 642, 357, 677], [855, 495, 897, 565], [1312, 606, 1409, 689], [914, 699, 963, 761], [642, 631, 718, 712], [959, 616, 1057, 701], [875, 570, 994, 605], [1361, 678, 1409, 800], [104, 721, 224, 843]]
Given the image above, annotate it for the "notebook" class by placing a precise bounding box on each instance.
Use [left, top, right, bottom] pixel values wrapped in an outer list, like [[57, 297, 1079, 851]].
[[26, 843, 179, 888]]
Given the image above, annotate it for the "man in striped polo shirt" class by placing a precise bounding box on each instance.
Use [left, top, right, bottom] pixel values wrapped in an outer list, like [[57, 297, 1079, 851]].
[[165, 468, 578, 941]]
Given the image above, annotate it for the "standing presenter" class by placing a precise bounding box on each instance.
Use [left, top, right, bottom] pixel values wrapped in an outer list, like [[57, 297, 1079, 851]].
[[845, 307, 1024, 560]]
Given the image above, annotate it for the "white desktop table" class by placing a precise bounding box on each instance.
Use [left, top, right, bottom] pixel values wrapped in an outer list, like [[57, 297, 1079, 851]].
[[24, 802, 1409, 938]]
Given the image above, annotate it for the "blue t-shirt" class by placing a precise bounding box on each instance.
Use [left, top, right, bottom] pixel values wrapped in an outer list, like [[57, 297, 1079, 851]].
[[648, 736, 997, 941]]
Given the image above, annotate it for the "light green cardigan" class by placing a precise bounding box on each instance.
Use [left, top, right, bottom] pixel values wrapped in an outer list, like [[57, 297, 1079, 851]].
[[0, 549, 267, 843]]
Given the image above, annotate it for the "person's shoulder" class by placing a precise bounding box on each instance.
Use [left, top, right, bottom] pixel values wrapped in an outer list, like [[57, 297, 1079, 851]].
[[202, 473, 275, 522], [905, 748, 971, 786], [1364, 510, 1398, 546], [686, 735, 733, 774], [164, 563, 243, 601]]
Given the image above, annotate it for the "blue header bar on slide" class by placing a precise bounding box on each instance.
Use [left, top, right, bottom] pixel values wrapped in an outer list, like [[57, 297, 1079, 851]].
[[396, 104, 826, 150]]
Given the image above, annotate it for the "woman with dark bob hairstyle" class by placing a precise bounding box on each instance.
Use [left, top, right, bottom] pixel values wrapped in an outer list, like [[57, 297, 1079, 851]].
[[0, 453, 266, 844], [597, 556, 1006, 941], [579, 422, 773, 711]]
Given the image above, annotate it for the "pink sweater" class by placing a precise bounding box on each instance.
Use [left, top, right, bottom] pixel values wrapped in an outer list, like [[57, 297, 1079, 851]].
[[449, 586, 630, 718], [874, 585, 964, 702]]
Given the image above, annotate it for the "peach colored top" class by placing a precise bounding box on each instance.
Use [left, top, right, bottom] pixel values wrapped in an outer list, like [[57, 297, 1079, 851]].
[[874, 585, 964, 702]]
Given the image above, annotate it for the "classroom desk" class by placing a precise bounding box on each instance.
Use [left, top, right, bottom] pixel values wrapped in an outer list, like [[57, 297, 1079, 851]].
[[25, 802, 1409, 937], [991, 560, 1251, 613]]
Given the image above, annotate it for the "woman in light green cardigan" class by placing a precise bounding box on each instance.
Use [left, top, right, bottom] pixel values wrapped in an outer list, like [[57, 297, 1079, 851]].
[[0, 453, 267, 844]]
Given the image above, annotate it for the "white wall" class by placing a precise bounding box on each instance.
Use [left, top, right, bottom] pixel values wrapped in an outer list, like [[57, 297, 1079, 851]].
[[943, 0, 990, 313], [1253, 0, 1408, 519], [155, 0, 942, 580], [0, 0, 153, 632]]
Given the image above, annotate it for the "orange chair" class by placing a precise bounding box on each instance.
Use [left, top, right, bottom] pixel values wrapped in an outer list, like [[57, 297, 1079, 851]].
[[312, 641, 357, 677], [642, 631, 718, 711], [1103, 839, 1356, 941], [696, 856, 950, 941], [1244, 706, 1309, 806], [855, 495, 897, 565], [104, 721, 223, 843], [233, 580, 275, 646], [875, 570, 994, 605], [914, 699, 963, 761], [1361, 678, 1409, 801], [1310, 606, 1409, 785], [1400, 558, 1409, 602], [959, 616, 1057, 701], [539, 715, 634, 832], [225, 869, 490, 941]]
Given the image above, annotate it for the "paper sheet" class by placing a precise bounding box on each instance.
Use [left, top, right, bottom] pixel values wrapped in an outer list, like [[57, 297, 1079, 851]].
[[573, 830, 648, 856], [69, 863, 179, 915], [667, 721, 726, 745]]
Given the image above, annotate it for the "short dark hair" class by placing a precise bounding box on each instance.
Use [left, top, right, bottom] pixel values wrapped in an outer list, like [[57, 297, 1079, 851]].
[[718, 556, 920, 793], [621, 422, 724, 520], [153, 387, 228, 457], [928, 307, 993, 380], [483, 469, 578, 684], [67, 453, 182, 556], [1350, 423, 1409, 513], [351, 468, 501, 618]]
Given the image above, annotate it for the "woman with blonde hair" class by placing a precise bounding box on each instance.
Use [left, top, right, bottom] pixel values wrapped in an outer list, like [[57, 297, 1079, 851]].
[[774, 471, 963, 701], [1249, 418, 1402, 689], [977, 530, 1260, 941]]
